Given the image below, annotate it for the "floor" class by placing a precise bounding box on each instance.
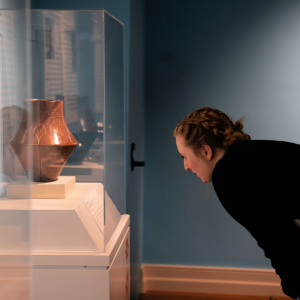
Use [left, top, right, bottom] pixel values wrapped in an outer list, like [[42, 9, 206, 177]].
[[139, 292, 290, 300]]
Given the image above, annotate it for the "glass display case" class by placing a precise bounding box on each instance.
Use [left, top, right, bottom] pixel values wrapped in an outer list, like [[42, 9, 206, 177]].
[[0, 9, 129, 300]]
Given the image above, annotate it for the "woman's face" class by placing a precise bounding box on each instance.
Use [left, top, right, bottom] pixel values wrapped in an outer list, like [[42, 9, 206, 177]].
[[175, 135, 211, 183]]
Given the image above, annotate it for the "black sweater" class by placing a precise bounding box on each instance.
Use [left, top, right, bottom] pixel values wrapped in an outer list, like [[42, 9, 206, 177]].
[[212, 139, 300, 299]]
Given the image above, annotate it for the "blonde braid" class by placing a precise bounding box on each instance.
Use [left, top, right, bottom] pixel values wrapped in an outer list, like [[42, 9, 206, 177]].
[[174, 107, 251, 154]]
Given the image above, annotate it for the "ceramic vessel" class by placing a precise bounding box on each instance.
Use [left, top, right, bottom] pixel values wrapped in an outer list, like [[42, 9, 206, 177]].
[[66, 95, 102, 164], [67, 111, 101, 164], [9, 99, 78, 182]]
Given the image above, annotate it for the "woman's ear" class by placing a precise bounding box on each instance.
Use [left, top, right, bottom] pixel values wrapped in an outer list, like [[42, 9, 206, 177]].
[[202, 144, 213, 160]]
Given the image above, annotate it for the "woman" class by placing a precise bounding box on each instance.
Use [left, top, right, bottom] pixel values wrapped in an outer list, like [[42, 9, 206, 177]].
[[174, 107, 300, 300]]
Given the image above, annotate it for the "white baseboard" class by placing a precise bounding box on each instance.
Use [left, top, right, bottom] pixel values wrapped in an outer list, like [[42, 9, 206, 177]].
[[141, 264, 287, 297]]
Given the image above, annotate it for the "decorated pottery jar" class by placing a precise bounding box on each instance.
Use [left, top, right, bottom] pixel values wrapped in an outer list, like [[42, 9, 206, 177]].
[[9, 99, 78, 182]]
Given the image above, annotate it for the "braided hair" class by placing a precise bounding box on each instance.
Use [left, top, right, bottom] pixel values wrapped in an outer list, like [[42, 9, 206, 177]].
[[174, 107, 251, 156]]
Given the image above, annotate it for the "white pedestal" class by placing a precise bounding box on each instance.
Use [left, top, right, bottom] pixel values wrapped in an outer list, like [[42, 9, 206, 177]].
[[0, 180, 130, 300], [0, 183, 105, 252], [0, 215, 130, 300], [32, 224, 130, 300], [7, 176, 76, 199]]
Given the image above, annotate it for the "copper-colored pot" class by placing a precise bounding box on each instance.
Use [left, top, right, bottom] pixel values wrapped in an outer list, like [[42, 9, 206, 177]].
[[9, 99, 78, 182]]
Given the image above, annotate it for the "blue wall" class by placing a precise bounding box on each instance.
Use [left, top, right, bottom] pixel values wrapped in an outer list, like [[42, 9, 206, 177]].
[[143, 0, 300, 269]]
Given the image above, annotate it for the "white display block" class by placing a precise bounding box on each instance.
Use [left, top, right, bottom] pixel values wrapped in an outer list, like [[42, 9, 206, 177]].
[[0, 183, 105, 252], [7, 176, 76, 199]]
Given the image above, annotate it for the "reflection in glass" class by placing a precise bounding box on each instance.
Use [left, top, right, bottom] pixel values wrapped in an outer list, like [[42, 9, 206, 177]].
[[1, 105, 25, 181], [0, 10, 31, 300]]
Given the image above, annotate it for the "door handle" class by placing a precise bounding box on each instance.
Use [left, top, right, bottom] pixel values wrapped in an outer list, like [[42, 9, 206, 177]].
[[131, 143, 145, 171]]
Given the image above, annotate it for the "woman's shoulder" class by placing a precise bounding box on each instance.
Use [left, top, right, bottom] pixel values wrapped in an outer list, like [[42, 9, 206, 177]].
[[212, 139, 300, 183], [230, 139, 300, 150], [211, 139, 300, 222], [224, 139, 300, 156]]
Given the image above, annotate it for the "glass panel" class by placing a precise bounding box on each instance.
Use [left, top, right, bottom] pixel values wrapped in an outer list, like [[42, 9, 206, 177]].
[[28, 10, 106, 253], [27, 10, 124, 254], [104, 11, 125, 246], [0, 10, 125, 298], [0, 9, 31, 300]]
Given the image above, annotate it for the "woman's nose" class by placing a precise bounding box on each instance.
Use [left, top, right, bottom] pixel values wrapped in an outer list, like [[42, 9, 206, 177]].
[[184, 161, 190, 171]]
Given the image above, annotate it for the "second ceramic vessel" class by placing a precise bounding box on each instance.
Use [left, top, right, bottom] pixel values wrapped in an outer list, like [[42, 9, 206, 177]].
[[66, 95, 101, 164], [9, 99, 78, 182]]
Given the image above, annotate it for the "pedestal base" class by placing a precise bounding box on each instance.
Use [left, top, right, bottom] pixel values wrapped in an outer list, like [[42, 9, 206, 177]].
[[7, 176, 76, 199]]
